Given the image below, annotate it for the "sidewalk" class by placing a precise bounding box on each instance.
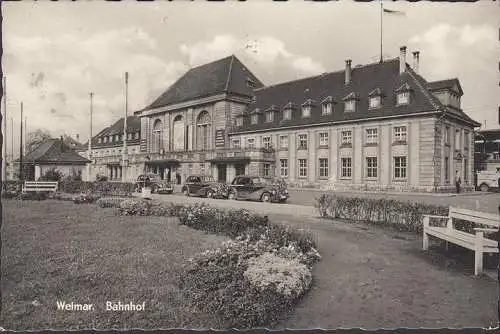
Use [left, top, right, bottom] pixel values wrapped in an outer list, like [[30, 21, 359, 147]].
[[288, 187, 488, 197]]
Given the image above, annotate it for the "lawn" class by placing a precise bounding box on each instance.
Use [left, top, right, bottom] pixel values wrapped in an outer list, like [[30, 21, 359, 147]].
[[1, 199, 229, 330]]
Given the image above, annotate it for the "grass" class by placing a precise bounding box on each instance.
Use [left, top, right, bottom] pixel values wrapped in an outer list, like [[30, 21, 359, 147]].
[[1, 199, 228, 330]]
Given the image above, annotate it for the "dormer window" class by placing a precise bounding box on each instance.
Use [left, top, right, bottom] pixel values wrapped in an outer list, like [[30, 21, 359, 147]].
[[251, 114, 258, 124], [368, 88, 383, 109], [321, 96, 334, 115], [265, 111, 273, 122], [301, 99, 315, 118], [98, 138, 102, 144], [343, 92, 358, 112], [236, 117, 243, 127], [395, 83, 412, 106], [282, 102, 295, 121]]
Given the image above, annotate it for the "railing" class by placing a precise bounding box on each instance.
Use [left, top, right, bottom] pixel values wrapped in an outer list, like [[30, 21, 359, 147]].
[[137, 147, 276, 162]]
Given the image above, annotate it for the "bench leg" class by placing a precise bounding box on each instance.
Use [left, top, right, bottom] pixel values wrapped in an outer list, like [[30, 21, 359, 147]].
[[474, 231, 484, 276], [422, 216, 429, 250]]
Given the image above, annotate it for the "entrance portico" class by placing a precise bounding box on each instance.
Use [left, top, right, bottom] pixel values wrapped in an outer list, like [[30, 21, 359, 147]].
[[207, 157, 250, 183]]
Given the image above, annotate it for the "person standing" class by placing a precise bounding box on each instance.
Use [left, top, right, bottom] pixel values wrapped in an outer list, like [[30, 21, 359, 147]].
[[455, 170, 461, 193]]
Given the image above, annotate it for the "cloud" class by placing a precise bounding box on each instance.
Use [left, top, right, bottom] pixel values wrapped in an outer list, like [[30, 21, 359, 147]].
[[4, 27, 188, 139], [180, 34, 325, 76], [409, 23, 497, 127]]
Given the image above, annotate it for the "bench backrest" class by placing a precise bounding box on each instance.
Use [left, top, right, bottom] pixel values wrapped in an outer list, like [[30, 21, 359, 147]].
[[23, 181, 58, 191], [449, 206, 500, 229]]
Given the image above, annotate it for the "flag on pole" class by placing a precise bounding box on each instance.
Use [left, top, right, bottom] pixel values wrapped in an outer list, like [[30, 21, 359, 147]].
[[383, 8, 406, 15]]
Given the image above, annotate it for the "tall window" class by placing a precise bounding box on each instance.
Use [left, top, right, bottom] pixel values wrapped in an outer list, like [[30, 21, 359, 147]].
[[455, 129, 461, 150], [173, 115, 185, 151], [152, 119, 163, 153], [393, 126, 407, 142], [266, 111, 274, 122], [247, 138, 255, 148], [302, 106, 311, 118], [319, 132, 329, 147], [262, 136, 272, 149], [445, 157, 450, 183], [445, 126, 450, 144], [298, 159, 308, 177], [263, 163, 271, 177], [366, 128, 378, 144], [464, 159, 468, 182], [197, 111, 211, 150], [279, 135, 289, 149], [464, 131, 469, 149], [345, 100, 355, 112], [366, 157, 378, 178], [298, 134, 308, 149], [394, 156, 407, 179], [283, 109, 292, 120], [232, 139, 241, 148], [103, 136, 108, 143], [251, 114, 258, 124], [280, 159, 288, 177], [236, 117, 243, 127], [322, 103, 332, 115], [397, 92, 410, 105], [319, 158, 329, 178], [341, 158, 352, 178], [341, 130, 352, 145]]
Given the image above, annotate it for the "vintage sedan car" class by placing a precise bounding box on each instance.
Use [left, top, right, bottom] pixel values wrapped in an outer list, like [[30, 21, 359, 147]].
[[135, 173, 174, 194], [227, 176, 289, 203], [181, 175, 229, 198]]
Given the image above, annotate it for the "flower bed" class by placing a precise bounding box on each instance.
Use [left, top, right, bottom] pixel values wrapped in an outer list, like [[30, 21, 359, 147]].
[[315, 193, 480, 234], [58, 180, 135, 197]]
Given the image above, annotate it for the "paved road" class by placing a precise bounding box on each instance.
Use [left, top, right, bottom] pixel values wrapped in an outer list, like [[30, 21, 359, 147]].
[[159, 189, 500, 214]]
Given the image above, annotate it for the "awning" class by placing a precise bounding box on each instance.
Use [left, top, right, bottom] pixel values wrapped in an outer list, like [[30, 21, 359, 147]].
[[207, 157, 251, 164]]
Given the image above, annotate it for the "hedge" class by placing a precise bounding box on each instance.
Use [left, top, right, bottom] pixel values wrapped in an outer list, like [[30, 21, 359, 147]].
[[316, 193, 482, 234]]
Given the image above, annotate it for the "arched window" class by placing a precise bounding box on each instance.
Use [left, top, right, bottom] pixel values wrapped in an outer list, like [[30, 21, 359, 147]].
[[197, 111, 211, 150], [152, 119, 163, 153], [173, 115, 185, 151]]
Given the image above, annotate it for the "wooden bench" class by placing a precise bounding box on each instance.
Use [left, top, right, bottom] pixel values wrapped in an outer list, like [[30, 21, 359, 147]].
[[22, 181, 58, 193], [423, 206, 499, 275]]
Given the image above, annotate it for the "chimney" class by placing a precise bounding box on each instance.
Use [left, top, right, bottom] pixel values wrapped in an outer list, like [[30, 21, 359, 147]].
[[76, 134, 80, 142], [60, 135, 64, 152], [345, 59, 352, 85], [412, 51, 420, 74], [399, 46, 407, 74]]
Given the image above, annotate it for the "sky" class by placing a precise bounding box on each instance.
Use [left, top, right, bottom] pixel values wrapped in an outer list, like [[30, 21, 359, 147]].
[[2, 0, 499, 157]]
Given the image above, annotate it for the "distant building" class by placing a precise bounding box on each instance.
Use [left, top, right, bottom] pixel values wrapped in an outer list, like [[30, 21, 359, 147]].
[[474, 129, 500, 172], [17, 137, 90, 181], [77, 116, 141, 182], [133, 46, 480, 192]]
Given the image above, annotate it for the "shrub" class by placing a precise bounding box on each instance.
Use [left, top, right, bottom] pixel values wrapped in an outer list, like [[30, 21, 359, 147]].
[[73, 192, 101, 204], [118, 198, 154, 216], [18, 191, 48, 201], [57, 180, 135, 197], [96, 197, 125, 208], [39, 168, 64, 181], [315, 193, 481, 234]]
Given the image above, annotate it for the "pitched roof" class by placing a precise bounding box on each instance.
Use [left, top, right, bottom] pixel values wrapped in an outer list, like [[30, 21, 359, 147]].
[[80, 116, 141, 149], [22, 139, 90, 165], [143, 55, 264, 110], [427, 78, 463, 95], [231, 58, 480, 133]]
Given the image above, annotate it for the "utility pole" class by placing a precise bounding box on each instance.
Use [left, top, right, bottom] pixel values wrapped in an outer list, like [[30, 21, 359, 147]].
[[19, 102, 23, 186], [88, 92, 93, 182], [122, 72, 129, 182], [2, 76, 6, 186], [24, 116, 27, 156]]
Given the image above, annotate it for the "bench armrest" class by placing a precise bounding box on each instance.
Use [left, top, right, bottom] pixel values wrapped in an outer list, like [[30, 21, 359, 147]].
[[473, 227, 499, 233], [423, 215, 449, 219]]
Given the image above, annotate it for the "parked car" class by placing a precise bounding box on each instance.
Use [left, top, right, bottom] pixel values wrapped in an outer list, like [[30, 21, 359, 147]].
[[135, 173, 174, 194], [227, 175, 289, 203], [181, 175, 229, 198], [476, 170, 500, 192], [96, 174, 108, 181]]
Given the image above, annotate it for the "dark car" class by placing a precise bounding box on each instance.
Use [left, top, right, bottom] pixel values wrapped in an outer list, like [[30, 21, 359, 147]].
[[181, 175, 229, 198], [135, 173, 174, 194], [227, 176, 289, 203]]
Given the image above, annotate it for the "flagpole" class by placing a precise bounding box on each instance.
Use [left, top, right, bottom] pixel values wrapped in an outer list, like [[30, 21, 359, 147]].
[[24, 116, 27, 156], [380, 1, 383, 63], [19, 102, 23, 186], [2, 76, 6, 187], [122, 72, 129, 182], [88, 92, 93, 182]]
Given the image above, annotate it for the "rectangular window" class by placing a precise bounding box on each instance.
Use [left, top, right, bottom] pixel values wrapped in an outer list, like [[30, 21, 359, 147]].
[[341, 158, 352, 178], [341, 130, 352, 145], [319, 132, 329, 147], [236, 117, 243, 126], [247, 138, 255, 149], [283, 109, 292, 120], [369, 96, 381, 109], [251, 114, 258, 124], [397, 92, 410, 105], [302, 106, 311, 118], [298, 159, 308, 177], [262, 136, 272, 149], [345, 100, 355, 112], [319, 158, 329, 178], [464, 159, 468, 182], [365, 128, 378, 144], [103, 137, 108, 143], [135, 132, 140, 139], [266, 111, 274, 123], [280, 159, 288, 177], [279, 135, 289, 149], [232, 139, 241, 148], [322, 103, 332, 115], [464, 131, 469, 149], [263, 163, 271, 177], [455, 129, 461, 150], [200, 163, 205, 175], [445, 157, 450, 183], [445, 126, 450, 144], [393, 126, 407, 142], [298, 134, 308, 150], [394, 156, 407, 179], [366, 157, 378, 178]]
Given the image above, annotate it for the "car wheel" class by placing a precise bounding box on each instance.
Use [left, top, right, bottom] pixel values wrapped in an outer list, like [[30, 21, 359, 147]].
[[480, 183, 489, 192], [228, 191, 237, 200], [183, 188, 190, 196], [206, 190, 214, 199], [261, 193, 271, 203]]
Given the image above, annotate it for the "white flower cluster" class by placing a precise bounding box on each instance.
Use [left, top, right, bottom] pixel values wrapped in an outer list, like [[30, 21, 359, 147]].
[[243, 252, 312, 298]]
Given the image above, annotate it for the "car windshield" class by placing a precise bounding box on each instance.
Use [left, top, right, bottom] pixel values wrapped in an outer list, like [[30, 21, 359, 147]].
[[251, 177, 266, 184]]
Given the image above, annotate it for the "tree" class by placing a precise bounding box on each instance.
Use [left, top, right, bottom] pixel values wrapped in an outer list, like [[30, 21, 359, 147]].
[[26, 129, 52, 154]]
